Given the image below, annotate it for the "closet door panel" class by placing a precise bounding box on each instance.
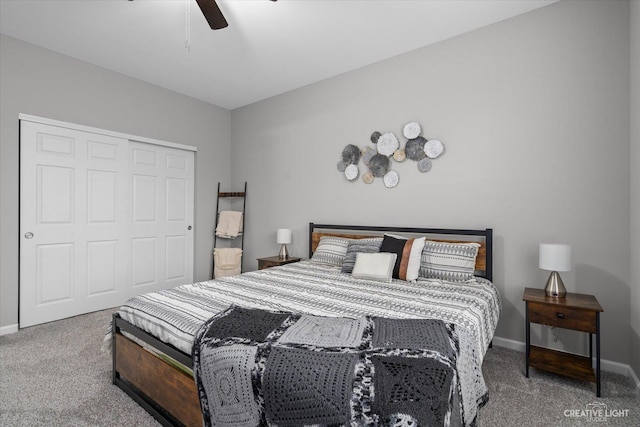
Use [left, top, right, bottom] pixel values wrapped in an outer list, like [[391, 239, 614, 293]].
[[20, 121, 128, 327], [163, 147, 193, 287], [132, 174, 158, 222], [129, 141, 193, 296], [132, 237, 158, 287], [165, 235, 187, 280], [37, 243, 74, 304], [20, 120, 194, 327], [86, 240, 118, 296]]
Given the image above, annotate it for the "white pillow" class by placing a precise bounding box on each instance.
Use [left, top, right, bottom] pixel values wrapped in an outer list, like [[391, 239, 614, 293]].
[[405, 237, 426, 282], [351, 252, 397, 283]]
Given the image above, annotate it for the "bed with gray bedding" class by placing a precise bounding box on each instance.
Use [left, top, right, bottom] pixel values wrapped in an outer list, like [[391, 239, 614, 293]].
[[108, 224, 500, 427]]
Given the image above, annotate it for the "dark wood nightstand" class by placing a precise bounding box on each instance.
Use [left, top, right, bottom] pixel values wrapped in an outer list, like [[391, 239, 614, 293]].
[[257, 256, 302, 270], [523, 287, 603, 396]]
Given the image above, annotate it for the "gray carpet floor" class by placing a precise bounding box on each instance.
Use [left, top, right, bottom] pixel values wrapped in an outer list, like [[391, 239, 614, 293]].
[[0, 308, 638, 426]]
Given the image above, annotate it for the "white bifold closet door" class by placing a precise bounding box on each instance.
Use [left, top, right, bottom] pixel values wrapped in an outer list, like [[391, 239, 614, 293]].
[[19, 120, 194, 328]]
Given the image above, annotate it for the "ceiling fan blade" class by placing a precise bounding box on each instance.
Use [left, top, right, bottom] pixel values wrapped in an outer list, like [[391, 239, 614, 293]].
[[195, 0, 228, 30]]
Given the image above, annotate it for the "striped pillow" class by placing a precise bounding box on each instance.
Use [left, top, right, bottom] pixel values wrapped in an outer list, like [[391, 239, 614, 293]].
[[310, 236, 350, 267], [419, 241, 480, 282], [341, 237, 383, 273], [380, 234, 425, 281]]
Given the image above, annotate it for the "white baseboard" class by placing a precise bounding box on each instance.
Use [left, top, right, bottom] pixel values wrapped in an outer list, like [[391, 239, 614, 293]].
[[492, 336, 525, 352], [629, 364, 640, 395], [0, 324, 18, 336], [491, 335, 640, 393]]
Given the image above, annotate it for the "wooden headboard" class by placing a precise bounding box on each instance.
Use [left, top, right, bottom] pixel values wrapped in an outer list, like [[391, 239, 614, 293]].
[[308, 223, 493, 281]]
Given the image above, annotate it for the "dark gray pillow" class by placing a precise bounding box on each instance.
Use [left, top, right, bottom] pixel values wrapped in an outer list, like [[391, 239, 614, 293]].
[[380, 234, 408, 279], [341, 237, 383, 273]]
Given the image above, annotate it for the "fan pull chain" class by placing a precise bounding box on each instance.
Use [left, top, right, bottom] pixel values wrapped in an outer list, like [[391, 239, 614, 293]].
[[185, 0, 191, 52]]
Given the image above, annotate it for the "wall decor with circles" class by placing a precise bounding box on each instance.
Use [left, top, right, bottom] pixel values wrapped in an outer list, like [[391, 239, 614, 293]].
[[336, 121, 445, 188]]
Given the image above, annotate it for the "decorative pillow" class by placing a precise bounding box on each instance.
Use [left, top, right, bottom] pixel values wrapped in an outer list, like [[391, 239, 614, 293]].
[[341, 237, 383, 273], [380, 234, 407, 277], [419, 241, 480, 282], [310, 236, 350, 267], [379, 234, 425, 281], [351, 252, 397, 283]]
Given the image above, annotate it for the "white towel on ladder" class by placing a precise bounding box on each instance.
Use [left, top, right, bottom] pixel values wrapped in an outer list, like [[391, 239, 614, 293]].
[[215, 211, 243, 238], [213, 248, 242, 278]]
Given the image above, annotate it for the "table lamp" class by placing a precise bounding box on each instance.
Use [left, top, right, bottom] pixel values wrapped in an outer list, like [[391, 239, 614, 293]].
[[539, 243, 571, 298], [277, 229, 292, 259]]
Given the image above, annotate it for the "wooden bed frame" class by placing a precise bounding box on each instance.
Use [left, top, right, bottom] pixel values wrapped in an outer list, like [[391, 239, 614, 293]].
[[112, 223, 493, 427]]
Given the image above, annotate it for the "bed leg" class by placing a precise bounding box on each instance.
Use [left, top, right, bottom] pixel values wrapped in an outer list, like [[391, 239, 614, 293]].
[[112, 313, 118, 385]]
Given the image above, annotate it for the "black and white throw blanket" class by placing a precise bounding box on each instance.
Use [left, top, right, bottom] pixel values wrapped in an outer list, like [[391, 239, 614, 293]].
[[193, 305, 487, 427]]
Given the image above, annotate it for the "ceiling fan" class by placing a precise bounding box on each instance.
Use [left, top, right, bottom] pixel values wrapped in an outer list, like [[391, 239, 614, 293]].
[[195, 0, 277, 30], [128, 0, 277, 30]]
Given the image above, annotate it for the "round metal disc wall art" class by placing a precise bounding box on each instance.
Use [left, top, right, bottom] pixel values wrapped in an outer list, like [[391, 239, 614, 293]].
[[417, 158, 432, 173], [362, 172, 374, 184], [405, 137, 427, 161], [377, 132, 399, 156], [335, 120, 445, 188], [383, 170, 399, 188], [361, 146, 376, 166], [424, 139, 444, 159], [403, 122, 421, 139], [393, 149, 406, 162], [368, 154, 390, 177], [342, 144, 361, 165], [344, 164, 359, 181]]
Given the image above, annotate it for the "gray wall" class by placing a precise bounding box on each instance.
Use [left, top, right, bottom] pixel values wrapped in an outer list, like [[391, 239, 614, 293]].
[[630, 0, 640, 378], [231, 0, 632, 365], [0, 35, 231, 328], [1, 0, 636, 374]]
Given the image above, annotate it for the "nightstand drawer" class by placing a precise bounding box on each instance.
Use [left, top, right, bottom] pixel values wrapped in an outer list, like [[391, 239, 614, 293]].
[[528, 302, 596, 333], [257, 256, 302, 270], [259, 260, 281, 269]]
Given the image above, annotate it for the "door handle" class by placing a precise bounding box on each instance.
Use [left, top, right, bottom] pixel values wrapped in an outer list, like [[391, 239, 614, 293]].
[[187, 226, 192, 230], [24, 232, 34, 239]]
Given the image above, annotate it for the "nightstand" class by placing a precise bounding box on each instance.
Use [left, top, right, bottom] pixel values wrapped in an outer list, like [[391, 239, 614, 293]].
[[523, 287, 603, 396], [257, 256, 302, 270]]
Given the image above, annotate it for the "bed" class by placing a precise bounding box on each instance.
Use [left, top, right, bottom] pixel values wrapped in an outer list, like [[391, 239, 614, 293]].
[[107, 223, 500, 426]]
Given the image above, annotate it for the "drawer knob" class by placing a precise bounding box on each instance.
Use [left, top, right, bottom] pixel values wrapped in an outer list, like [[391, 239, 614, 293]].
[[556, 312, 565, 319]]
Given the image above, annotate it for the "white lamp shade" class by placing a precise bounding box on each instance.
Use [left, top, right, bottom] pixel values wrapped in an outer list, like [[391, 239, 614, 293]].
[[276, 229, 292, 245], [539, 243, 571, 272]]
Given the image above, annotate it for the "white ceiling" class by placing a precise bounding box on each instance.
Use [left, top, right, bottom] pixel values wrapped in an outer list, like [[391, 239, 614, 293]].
[[0, 0, 557, 110]]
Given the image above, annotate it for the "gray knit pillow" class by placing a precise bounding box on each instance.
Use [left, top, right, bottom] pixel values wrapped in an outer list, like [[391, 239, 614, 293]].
[[310, 236, 351, 267], [341, 237, 383, 274]]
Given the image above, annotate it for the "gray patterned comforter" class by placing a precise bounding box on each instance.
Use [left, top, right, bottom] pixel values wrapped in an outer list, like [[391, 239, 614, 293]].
[[194, 305, 478, 426], [105, 261, 501, 423]]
